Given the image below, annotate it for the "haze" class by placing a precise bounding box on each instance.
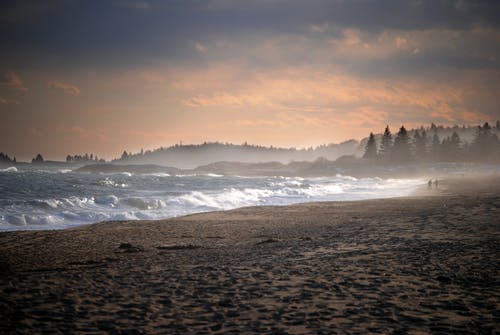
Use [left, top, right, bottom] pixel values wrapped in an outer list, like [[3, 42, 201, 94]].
[[1, 0, 500, 161]]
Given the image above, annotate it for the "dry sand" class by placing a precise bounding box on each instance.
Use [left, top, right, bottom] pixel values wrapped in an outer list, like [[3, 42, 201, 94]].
[[0, 177, 499, 334]]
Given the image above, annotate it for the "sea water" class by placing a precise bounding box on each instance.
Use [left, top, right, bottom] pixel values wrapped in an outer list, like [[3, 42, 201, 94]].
[[0, 165, 425, 231]]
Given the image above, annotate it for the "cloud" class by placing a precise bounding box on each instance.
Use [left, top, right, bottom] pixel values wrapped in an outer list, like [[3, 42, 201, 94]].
[[0, 71, 27, 91], [183, 91, 271, 107], [48, 80, 80, 95], [0, 96, 19, 105], [195, 42, 208, 54], [117, 1, 151, 10], [174, 63, 493, 128], [310, 23, 329, 33]]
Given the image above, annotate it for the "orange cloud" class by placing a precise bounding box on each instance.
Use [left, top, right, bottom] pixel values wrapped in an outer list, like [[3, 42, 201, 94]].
[[162, 62, 497, 143], [1, 71, 27, 91], [48, 80, 80, 95], [177, 65, 466, 122], [182, 91, 272, 107]]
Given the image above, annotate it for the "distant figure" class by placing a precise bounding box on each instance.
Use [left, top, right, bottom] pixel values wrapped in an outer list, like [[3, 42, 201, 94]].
[[428, 180, 432, 189], [434, 179, 439, 189]]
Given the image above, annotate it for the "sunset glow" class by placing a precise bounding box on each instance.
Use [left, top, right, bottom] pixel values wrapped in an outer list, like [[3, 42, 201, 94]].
[[1, 0, 499, 160]]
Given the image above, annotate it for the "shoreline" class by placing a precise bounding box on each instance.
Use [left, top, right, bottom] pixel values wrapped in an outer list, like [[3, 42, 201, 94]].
[[0, 173, 489, 233], [1, 175, 430, 233], [1, 176, 499, 333]]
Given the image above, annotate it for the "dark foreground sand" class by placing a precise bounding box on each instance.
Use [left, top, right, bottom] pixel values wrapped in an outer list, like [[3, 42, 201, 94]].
[[1, 177, 499, 334]]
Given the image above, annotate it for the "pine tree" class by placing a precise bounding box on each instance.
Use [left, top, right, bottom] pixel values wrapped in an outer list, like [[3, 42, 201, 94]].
[[413, 130, 421, 159], [379, 126, 393, 160], [470, 122, 499, 161], [449, 131, 461, 160], [431, 133, 440, 161], [440, 132, 460, 161], [32, 154, 44, 163], [363, 132, 377, 159], [392, 125, 411, 163], [414, 129, 428, 161]]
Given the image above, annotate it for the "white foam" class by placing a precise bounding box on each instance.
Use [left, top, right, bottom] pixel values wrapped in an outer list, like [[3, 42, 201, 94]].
[[100, 178, 128, 188], [1, 166, 18, 172], [58, 169, 72, 174], [123, 198, 166, 210], [35, 199, 62, 209], [0, 173, 427, 231], [144, 172, 170, 177], [62, 196, 95, 207], [205, 173, 224, 177], [95, 195, 119, 207]]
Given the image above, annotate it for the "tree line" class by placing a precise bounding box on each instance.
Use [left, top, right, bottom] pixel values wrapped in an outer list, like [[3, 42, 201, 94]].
[[363, 122, 500, 163], [66, 153, 105, 163], [27, 153, 105, 164], [0, 152, 16, 164]]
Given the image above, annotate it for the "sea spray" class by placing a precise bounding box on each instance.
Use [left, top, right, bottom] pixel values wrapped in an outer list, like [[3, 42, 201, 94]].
[[0, 167, 425, 231]]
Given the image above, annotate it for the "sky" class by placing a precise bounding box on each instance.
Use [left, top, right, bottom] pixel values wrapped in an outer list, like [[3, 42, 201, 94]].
[[1, 0, 500, 161]]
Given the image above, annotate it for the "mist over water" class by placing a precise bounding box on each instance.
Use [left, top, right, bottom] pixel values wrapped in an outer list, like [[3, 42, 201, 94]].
[[0, 166, 425, 231]]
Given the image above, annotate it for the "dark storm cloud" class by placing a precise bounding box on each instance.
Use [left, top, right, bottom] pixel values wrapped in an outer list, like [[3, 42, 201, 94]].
[[1, 0, 499, 70]]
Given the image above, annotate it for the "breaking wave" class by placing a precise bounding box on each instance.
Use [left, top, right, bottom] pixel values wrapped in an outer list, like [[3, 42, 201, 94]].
[[0, 168, 425, 231], [0, 166, 18, 172]]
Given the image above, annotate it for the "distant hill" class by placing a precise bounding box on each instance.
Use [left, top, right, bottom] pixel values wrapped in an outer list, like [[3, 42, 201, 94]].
[[112, 122, 500, 169], [113, 140, 360, 169]]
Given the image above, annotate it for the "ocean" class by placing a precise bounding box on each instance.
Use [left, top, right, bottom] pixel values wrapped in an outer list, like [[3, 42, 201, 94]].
[[0, 165, 425, 231]]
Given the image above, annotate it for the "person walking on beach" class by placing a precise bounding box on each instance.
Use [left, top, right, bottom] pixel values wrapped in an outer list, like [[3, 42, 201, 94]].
[[434, 179, 439, 189], [428, 180, 432, 189]]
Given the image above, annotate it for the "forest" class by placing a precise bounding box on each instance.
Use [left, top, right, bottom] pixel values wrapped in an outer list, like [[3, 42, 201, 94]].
[[363, 122, 500, 164]]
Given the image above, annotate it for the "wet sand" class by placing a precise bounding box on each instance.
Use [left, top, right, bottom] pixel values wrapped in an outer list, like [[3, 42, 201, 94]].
[[1, 177, 499, 334]]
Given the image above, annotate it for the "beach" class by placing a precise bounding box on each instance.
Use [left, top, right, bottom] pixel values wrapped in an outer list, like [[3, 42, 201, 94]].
[[1, 177, 499, 334]]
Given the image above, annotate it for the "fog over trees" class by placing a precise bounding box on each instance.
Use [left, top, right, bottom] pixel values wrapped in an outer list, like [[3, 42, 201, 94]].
[[362, 122, 500, 164], [114, 121, 500, 168], [0, 152, 16, 164], [2, 121, 499, 169], [113, 141, 360, 169]]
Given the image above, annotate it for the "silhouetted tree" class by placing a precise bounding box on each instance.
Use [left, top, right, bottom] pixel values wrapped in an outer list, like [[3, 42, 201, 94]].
[[413, 129, 428, 161], [392, 125, 412, 163], [379, 126, 393, 160], [121, 151, 129, 160], [470, 122, 499, 161], [441, 132, 461, 161], [431, 133, 441, 161], [32, 154, 44, 163], [449, 131, 461, 159], [0, 152, 16, 163], [363, 132, 377, 159]]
